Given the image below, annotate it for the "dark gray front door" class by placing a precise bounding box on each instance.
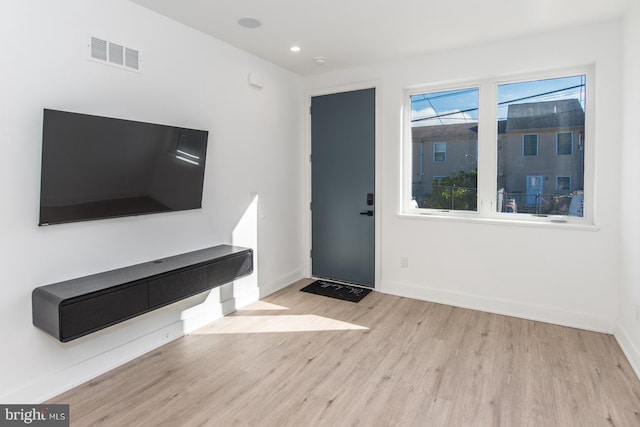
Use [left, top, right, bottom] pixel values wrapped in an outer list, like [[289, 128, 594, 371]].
[[311, 88, 375, 287]]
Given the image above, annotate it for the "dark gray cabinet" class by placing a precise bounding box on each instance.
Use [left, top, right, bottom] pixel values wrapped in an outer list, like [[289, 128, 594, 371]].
[[33, 245, 253, 342], [148, 267, 208, 308]]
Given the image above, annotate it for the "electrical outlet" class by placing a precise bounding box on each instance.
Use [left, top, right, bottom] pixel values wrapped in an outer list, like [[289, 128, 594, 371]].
[[400, 256, 409, 268]]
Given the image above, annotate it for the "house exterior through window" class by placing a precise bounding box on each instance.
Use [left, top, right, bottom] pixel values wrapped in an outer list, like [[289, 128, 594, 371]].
[[497, 86, 585, 216], [406, 71, 589, 221]]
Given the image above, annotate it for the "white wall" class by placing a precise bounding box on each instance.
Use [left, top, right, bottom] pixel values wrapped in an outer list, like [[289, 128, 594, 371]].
[[0, 0, 304, 402], [1, 0, 631, 405], [616, 1, 640, 377], [304, 21, 623, 333]]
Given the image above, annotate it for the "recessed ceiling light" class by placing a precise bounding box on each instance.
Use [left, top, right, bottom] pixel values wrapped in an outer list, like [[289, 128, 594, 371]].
[[238, 17, 262, 29], [290, 46, 301, 53]]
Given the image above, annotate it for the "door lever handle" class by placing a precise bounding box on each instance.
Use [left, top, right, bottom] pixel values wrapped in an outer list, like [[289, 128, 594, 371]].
[[360, 210, 374, 216]]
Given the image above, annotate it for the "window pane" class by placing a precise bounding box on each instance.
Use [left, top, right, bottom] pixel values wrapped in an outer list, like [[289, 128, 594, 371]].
[[497, 75, 585, 216], [557, 176, 571, 191], [557, 132, 573, 155], [433, 142, 447, 162], [523, 134, 538, 156], [411, 88, 478, 211]]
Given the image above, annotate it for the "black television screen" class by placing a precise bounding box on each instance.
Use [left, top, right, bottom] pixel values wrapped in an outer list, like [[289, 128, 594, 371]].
[[39, 109, 208, 225]]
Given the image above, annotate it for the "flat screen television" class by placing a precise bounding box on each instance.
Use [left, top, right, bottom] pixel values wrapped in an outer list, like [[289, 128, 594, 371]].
[[39, 109, 209, 225]]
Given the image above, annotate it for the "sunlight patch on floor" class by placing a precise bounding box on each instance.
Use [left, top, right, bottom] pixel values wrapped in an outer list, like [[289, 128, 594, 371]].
[[238, 301, 290, 311], [193, 314, 368, 334]]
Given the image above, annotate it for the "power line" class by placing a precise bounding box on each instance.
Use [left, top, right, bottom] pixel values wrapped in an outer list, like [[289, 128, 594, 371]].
[[425, 96, 444, 125], [411, 88, 477, 103], [412, 84, 585, 123], [497, 84, 584, 106]]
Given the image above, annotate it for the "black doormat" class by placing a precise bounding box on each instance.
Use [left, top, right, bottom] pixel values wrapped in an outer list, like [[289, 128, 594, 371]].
[[300, 280, 372, 303]]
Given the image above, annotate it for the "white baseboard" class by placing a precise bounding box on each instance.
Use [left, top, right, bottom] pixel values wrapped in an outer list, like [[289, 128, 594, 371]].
[[258, 268, 304, 298], [180, 295, 228, 334], [234, 288, 260, 309], [380, 279, 614, 334], [3, 269, 304, 404], [614, 321, 640, 381], [3, 320, 188, 404]]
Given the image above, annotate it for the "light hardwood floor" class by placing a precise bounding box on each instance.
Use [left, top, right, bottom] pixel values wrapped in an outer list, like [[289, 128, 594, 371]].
[[50, 279, 640, 426]]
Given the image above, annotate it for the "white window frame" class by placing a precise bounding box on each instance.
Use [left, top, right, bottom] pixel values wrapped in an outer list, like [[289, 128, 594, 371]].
[[402, 66, 594, 227]]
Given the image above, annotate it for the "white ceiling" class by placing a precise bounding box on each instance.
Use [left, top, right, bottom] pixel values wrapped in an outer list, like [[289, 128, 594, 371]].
[[129, 0, 632, 76]]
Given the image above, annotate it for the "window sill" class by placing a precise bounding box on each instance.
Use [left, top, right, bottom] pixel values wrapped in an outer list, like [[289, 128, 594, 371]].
[[397, 211, 599, 231]]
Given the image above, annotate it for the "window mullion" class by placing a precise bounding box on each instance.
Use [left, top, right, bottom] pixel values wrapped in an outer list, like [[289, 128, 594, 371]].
[[477, 82, 497, 215]]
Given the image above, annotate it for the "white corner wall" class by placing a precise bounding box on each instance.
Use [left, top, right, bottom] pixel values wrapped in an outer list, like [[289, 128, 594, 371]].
[[304, 21, 623, 333], [616, 1, 640, 378], [0, 0, 304, 402]]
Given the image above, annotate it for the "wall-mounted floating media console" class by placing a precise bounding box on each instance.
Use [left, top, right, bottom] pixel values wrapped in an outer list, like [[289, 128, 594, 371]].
[[32, 245, 253, 342]]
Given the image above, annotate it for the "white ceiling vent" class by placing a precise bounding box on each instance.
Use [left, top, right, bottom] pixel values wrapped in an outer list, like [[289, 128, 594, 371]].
[[88, 36, 141, 72]]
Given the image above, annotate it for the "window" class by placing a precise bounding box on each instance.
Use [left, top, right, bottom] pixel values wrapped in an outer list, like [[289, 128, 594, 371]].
[[523, 134, 538, 156], [405, 69, 590, 223], [498, 75, 585, 217], [557, 132, 573, 155], [409, 87, 478, 211], [433, 142, 446, 162], [557, 176, 571, 191]]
